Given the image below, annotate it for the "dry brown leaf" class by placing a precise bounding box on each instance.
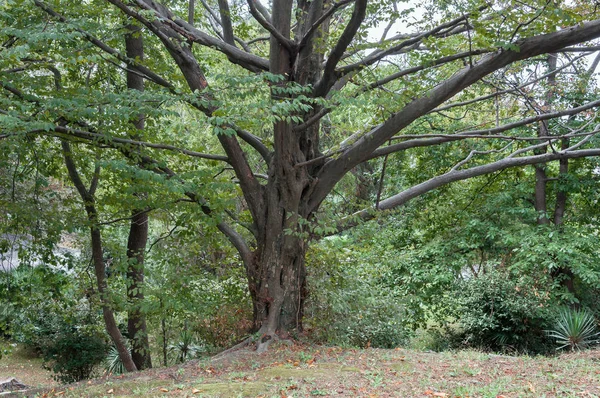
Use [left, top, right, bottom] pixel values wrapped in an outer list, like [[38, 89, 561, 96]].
[[160, 388, 169, 392]]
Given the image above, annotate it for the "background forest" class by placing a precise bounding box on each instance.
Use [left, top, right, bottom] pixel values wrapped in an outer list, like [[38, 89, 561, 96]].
[[2, 0, 600, 385]]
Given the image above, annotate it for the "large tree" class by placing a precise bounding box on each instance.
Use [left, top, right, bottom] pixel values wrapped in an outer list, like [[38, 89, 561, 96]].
[[4, 0, 600, 354]]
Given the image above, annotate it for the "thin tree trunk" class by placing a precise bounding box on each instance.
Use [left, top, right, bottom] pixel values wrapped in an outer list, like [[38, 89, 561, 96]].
[[125, 23, 152, 370], [61, 141, 137, 372]]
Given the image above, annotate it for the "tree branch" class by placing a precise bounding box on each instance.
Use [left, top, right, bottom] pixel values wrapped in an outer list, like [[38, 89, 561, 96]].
[[368, 98, 600, 160], [313, 0, 367, 97], [51, 125, 231, 161], [309, 18, 600, 212], [34, 0, 176, 91], [432, 53, 588, 113], [298, 0, 354, 50], [332, 148, 600, 235], [246, 0, 295, 52], [218, 0, 236, 46], [337, 8, 483, 75]]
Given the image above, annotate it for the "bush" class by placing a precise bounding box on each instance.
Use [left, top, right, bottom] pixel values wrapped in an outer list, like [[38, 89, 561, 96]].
[[304, 243, 410, 348], [448, 269, 556, 354], [42, 329, 108, 383]]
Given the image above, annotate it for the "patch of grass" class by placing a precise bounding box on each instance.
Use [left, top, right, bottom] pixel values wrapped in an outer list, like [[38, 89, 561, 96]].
[[17, 344, 600, 398], [0, 343, 55, 389]]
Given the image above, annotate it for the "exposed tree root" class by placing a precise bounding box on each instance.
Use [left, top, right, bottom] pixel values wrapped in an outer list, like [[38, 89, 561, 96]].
[[213, 336, 255, 359]]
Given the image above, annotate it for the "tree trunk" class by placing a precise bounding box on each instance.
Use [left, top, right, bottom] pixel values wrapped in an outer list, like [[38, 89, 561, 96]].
[[125, 22, 152, 370], [61, 141, 137, 372], [126, 209, 152, 369], [248, 224, 308, 352], [91, 224, 138, 373]]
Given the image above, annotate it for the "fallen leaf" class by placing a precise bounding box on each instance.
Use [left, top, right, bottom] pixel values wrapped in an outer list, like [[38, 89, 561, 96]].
[[160, 388, 169, 392], [527, 382, 536, 393], [424, 390, 434, 396], [107, 389, 114, 394], [192, 388, 201, 394], [55, 392, 65, 396]]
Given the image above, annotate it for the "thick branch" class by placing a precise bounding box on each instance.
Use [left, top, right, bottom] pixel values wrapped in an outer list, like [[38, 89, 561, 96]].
[[218, 0, 236, 45], [369, 98, 600, 159], [309, 18, 600, 212], [247, 0, 295, 52], [118, 0, 268, 72], [313, 0, 367, 97], [298, 0, 353, 50], [334, 148, 600, 234]]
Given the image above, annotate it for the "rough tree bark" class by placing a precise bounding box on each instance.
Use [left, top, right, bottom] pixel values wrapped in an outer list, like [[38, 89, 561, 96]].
[[125, 22, 152, 371]]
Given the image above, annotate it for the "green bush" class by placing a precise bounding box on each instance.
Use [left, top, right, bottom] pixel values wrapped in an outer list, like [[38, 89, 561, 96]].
[[42, 328, 108, 383], [305, 243, 410, 348], [4, 266, 109, 382], [448, 269, 556, 354]]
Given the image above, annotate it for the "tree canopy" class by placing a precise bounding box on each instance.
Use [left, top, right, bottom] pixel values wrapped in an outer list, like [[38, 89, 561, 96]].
[[2, 0, 600, 359]]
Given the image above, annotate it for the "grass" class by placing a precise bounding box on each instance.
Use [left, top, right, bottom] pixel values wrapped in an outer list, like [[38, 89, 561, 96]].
[[2, 342, 600, 397], [0, 343, 55, 390]]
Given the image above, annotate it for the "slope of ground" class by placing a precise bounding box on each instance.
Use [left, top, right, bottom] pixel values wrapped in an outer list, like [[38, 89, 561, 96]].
[[0, 344, 55, 393], [4, 342, 600, 397]]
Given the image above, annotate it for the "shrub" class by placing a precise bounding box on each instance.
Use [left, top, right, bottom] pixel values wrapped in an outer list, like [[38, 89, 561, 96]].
[[42, 329, 108, 383], [168, 329, 206, 363], [546, 307, 599, 351], [0, 304, 14, 338], [304, 243, 410, 348], [448, 269, 556, 354]]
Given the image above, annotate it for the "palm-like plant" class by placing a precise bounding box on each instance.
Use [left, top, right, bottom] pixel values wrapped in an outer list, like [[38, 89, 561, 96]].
[[104, 345, 127, 375], [168, 330, 206, 363], [547, 308, 600, 351]]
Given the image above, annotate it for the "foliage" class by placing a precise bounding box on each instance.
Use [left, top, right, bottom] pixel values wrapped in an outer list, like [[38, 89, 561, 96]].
[[41, 328, 108, 383], [0, 304, 14, 339], [1, 263, 109, 382], [448, 269, 556, 354], [168, 329, 207, 363], [546, 307, 600, 351], [104, 345, 128, 375], [305, 239, 410, 349]]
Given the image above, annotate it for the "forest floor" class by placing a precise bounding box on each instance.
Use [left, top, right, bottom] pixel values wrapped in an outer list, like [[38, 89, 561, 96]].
[[2, 341, 600, 397]]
